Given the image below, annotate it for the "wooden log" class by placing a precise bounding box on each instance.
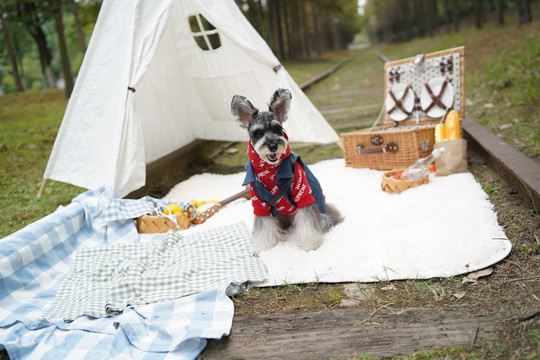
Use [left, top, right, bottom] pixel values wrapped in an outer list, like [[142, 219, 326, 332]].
[[200, 308, 501, 359], [462, 116, 540, 210]]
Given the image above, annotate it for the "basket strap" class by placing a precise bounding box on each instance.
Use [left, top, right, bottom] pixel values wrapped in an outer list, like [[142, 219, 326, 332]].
[[387, 85, 412, 115], [357, 142, 399, 155], [423, 79, 449, 113]]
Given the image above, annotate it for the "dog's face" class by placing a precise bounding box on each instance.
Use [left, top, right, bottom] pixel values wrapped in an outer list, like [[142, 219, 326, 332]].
[[231, 89, 291, 165]]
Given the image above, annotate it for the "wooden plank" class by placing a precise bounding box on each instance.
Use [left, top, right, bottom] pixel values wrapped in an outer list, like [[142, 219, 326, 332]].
[[200, 308, 501, 359], [462, 116, 540, 210]]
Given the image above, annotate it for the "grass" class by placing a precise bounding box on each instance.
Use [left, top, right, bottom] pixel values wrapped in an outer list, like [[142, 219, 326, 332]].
[[0, 89, 84, 238], [1, 13, 539, 360]]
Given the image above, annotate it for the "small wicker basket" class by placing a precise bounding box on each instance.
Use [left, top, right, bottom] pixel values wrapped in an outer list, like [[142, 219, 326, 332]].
[[136, 208, 193, 234], [381, 169, 429, 194]]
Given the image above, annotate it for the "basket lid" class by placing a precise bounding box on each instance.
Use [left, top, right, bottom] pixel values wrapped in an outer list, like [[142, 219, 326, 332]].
[[383, 46, 465, 126]]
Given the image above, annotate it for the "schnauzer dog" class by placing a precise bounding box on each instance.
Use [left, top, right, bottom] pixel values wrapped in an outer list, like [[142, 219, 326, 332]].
[[231, 88, 343, 254]]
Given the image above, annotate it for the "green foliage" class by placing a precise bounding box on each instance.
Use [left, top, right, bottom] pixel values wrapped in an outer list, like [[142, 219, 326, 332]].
[[2, 75, 15, 93], [0, 0, 99, 93], [481, 182, 502, 196], [325, 285, 346, 304]]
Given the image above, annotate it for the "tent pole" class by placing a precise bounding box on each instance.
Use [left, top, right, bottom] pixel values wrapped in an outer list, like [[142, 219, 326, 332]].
[[37, 178, 48, 198]]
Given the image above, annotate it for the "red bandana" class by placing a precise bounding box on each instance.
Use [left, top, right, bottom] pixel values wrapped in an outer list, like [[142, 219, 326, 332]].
[[246, 133, 315, 216]]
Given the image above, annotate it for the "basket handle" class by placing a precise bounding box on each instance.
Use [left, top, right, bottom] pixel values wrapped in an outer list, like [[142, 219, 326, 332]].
[[357, 142, 399, 155]]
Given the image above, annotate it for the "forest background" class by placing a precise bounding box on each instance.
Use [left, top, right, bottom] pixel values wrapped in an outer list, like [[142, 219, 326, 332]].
[[0, 0, 536, 96]]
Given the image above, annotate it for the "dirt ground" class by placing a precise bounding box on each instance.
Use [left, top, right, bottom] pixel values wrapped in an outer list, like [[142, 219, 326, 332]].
[[225, 145, 539, 359]]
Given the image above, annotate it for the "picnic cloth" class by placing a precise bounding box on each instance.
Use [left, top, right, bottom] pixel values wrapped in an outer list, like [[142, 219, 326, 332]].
[[164, 158, 512, 286], [42, 222, 267, 320], [0, 186, 263, 359]]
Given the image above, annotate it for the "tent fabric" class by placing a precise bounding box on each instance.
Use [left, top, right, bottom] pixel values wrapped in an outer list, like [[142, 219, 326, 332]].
[[43, 0, 339, 198]]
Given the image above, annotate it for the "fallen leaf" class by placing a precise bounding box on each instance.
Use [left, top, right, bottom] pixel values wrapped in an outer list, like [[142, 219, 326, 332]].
[[381, 284, 397, 291], [453, 291, 466, 299], [462, 267, 494, 284], [13, 215, 32, 221]]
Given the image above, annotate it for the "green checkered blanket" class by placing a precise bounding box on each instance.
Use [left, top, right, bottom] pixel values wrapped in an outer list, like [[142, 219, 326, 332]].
[[43, 222, 267, 320]]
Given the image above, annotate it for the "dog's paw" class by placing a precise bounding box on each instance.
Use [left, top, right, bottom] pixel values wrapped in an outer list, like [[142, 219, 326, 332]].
[[252, 215, 283, 254], [251, 233, 278, 255], [290, 231, 324, 252]]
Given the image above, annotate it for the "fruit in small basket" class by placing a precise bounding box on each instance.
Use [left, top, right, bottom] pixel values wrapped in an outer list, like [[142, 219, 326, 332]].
[[164, 203, 183, 215], [392, 171, 404, 180]]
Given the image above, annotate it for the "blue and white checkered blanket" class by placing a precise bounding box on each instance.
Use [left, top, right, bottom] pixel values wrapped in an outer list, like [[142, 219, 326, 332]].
[[0, 186, 264, 359]]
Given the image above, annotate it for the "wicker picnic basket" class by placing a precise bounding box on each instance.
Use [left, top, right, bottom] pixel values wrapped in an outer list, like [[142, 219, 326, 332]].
[[342, 46, 465, 170], [136, 208, 193, 234], [381, 169, 429, 194]]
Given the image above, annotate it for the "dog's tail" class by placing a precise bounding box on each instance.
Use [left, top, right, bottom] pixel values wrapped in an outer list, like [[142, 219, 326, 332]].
[[320, 203, 344, 232]]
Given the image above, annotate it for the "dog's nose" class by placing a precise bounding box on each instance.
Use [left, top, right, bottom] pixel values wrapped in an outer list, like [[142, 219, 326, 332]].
[[268, 144, 278, 152]]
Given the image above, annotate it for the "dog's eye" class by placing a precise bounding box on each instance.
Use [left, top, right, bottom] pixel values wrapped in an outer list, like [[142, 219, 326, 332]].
[[251, 129, 263, 139], [273, 126, 283, 135]]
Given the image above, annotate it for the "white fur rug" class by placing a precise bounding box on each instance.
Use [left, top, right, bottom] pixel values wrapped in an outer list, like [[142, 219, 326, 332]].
[[164, 159, 511, 286]]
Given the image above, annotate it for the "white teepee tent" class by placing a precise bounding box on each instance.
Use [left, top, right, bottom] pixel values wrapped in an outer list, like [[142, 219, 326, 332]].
[[42, 0, 339, 198]]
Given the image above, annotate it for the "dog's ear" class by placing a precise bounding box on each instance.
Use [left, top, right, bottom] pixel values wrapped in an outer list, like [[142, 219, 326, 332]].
[[268, 88, 292, 123], [231, 95, 258, 128]]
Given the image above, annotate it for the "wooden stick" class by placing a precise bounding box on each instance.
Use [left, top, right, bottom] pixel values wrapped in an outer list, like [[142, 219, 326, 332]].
[[37, 178, 48, 198], [191, 188, 250, 225]]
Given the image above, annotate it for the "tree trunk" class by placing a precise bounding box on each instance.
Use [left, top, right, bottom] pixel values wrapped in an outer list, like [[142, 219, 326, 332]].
[[281, 0, 291, 59], [401, 0, 412, 40], [452, 0, 461, 32], [29, 23, 55, 88], [0, 4, 24, 92], [291, 0, 304, 57], [51, 0, 74, 97], [312, 3, 323, 57], [273, 0, 285, 59], [300, 0, 311, 58], [495, 0, 505, 26], [33, 26, 55, 88], [428, 0, 438, 36], [255, 0, 270, 47], [517, 0, 532, 25], [443, 0, 452, 33], [69, 0, 86, 53], [474, 0, 483, 29], [246, 0, 259, 33], [18, 2, 55, 88]]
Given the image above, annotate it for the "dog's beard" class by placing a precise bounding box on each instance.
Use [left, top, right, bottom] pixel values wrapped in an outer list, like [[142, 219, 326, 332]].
[[252, 139, 287, 164]]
